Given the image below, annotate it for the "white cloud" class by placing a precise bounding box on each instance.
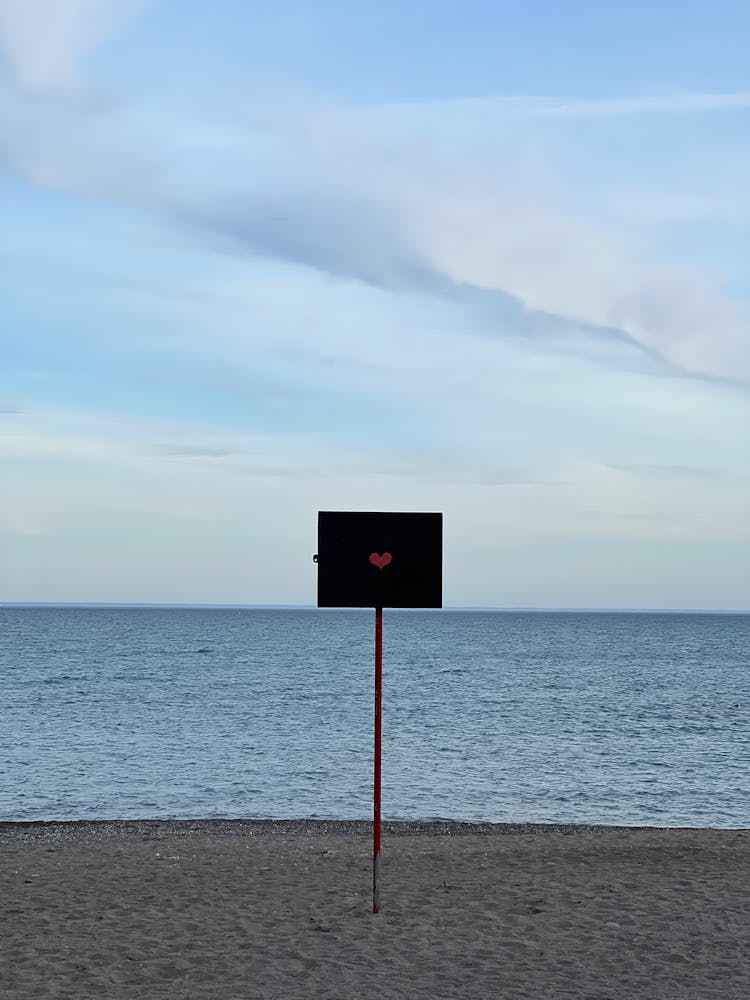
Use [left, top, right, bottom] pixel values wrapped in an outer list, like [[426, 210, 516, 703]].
[[0, 0, 143, 95], [400, 166, 750, 380], [611, 272, 750, 379]]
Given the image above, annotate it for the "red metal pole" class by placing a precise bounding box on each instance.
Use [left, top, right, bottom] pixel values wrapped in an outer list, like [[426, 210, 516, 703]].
[[373, 606, 383, 914]]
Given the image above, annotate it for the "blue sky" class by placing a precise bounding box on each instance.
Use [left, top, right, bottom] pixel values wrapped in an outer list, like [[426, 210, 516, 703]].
[[1, 0, 748, 608]]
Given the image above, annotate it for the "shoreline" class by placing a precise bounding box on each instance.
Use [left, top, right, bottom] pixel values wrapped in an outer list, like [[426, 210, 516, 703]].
[[1, 816, 748, 846]]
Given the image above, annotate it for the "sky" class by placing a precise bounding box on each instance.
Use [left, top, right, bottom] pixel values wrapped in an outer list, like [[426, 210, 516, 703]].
[[1, 0, 749, 609]]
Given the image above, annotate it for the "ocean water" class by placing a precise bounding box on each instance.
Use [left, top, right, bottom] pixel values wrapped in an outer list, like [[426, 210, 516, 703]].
[[1, 606, 748, 827]]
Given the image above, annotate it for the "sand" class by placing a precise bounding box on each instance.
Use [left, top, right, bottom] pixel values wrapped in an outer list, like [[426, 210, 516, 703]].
[[1, 819, 749, 999]]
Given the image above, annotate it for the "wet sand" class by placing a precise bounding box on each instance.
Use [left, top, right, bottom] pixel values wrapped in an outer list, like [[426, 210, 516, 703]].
[[1, 820, 749, 999]]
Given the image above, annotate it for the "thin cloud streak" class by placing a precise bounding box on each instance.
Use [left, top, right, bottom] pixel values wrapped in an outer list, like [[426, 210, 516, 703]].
[[382, 91, 750, 120]]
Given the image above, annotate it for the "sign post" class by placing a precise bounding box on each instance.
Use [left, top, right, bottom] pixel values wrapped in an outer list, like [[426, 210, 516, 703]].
[[373, 605, 383, 913], [315, 511, 443, 914]]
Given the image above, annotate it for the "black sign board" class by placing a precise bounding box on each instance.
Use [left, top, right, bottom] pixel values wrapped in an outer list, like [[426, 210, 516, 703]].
[[316, 511, 442, 608]]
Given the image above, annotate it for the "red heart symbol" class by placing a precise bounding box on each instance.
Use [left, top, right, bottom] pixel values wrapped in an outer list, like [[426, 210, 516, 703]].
[[369, 552, 392, 570]]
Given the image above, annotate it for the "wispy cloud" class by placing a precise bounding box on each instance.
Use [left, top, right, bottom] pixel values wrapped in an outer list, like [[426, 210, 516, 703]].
[[0, 4, 747, 398], [153, 444, 237, 459], [6, 107, 750, 385], [2, 29, 748, 389], [0, 0, 146, 96], [1, 516, 48, 536], [385, 91, 750, 121], [608, 463, 730, 481]]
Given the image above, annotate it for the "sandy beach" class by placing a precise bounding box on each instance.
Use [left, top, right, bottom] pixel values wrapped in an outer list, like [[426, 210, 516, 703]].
[[1, 819, 748, 999]]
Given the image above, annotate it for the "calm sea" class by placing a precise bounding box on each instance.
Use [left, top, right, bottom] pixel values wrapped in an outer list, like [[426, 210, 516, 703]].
[[1, 607, 748, 827]]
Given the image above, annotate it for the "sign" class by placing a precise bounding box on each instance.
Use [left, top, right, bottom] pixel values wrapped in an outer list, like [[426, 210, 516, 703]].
[[316, 511, 443, 609], [315, 510, 444, 914]]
